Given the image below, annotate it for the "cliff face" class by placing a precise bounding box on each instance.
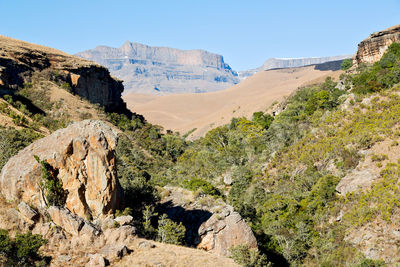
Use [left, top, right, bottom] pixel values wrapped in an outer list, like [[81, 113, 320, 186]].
[[355, 24, 400, 64], [0, 35, 128, 113], [238, 55, 352, 80], [76, 41, 239, 94]]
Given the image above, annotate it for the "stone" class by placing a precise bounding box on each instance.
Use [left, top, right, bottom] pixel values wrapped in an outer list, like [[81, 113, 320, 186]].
[[223, 172, 233, 185], [17, 201, 39, 222], [355, 24, 400, 64], [98, 215, 115, 231], [85, 254, 106, 267], [0, 120, 122, 219], [336, 168, 379, 195], [138, 240, 156, 249], [57, 255, 72, 263], [114, 215, 133, 226], [160, 188, 258, 257], [197, 208, 258, 256], [104, 225, 136, 245], [99, 244, 130, 260], [80, 221, 101, 237], [47, 206, 84, 236]]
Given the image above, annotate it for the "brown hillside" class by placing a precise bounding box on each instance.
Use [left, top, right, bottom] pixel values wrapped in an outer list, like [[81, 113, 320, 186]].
[[124, 65, 342, 139]]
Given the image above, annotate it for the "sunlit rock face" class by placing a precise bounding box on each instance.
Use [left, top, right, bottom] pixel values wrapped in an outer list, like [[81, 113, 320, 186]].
[[355, 24, 400, 64], [0, 120, 122, 219], [76, 41, 239, 94]]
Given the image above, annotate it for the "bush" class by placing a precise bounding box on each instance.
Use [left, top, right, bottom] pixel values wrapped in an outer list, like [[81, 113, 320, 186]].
[[0, 127, 42, 171], [0, 229, 48, 266], [157, 214, 186, 245], [230, 245, 271, 267], [34, 155, 68, 207], [183, 178, 221, 196], [341, 59, 353, 70]]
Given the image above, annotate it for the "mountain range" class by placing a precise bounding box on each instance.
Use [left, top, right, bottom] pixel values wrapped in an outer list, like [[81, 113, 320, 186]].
[[238, 55, 353, 79], [76, 42, 352, 95], [76, 42, 240, 94]]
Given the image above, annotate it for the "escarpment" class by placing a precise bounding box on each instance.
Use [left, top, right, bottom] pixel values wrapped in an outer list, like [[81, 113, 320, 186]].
[[0, 35, 129, 114], [355, 24, 400, 64]]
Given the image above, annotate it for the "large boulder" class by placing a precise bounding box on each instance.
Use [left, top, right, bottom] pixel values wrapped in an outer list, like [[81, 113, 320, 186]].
[[0, 120, 122, 219], [196, 207, 258, 256], [160, 187, 258, 257]]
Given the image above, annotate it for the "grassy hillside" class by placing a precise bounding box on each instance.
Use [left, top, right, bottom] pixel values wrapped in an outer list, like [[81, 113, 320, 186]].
[[2, 40, 400, 266], [119, 43, 400, 266]]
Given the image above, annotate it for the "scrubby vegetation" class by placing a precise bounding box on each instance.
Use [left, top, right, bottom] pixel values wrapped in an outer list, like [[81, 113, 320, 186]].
[[34, 155, 67, 207], [2, 42, 400, 266], [0, 127, 42, 170], [109, 43, 400, 265], [0, 229, 48, 266]]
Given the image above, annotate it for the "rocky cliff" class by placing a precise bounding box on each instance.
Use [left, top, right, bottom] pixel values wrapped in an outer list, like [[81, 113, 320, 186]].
[[0, 35, 129, 114], [355, 24, 400, 64], [76, 41, 239, 94], [0, 120, 121, 219], [239, 55, 352, 80]]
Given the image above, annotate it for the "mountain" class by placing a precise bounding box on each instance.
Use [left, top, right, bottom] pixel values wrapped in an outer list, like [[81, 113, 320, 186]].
[[238, 55, 352, 80], [124, 62, 343, 139], [76, 41, 239, 94]]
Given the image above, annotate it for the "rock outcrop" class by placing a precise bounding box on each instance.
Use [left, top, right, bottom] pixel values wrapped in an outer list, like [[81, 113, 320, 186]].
[[355, 24, 400, 64], [0, 35, 129, 113], [196, 206, 258, 256], [76, 41, 239, 94], [0, 120, 121, 219], [160, 187, 258, 256]]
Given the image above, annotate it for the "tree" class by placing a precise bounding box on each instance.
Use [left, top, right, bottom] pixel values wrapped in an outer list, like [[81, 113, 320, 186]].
[[340, 59, 353, 70], [157, 214, 186, 245]]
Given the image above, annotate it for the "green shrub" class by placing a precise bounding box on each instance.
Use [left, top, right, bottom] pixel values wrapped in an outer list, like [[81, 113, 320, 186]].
[[157, 214, 186, 245], [183, 178, 221, 196], [341, 59, 353, 70], [0, 127, 42, 171], [34, 155, 68, 207], [0, 229, 48, 266], [230, 244, 271, 267]]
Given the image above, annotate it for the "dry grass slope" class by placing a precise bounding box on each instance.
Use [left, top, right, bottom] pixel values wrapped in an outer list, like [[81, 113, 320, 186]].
[[124, 65, 342, 139]]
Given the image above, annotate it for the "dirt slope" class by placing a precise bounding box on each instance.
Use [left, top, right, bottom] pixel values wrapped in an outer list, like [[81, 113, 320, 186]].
[[124, 65, 342, 139]]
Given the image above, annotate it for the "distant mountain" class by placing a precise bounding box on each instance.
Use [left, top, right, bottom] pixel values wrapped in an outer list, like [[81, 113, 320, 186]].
[[238, 55, 353, 80], [76, 42, 239, 94]]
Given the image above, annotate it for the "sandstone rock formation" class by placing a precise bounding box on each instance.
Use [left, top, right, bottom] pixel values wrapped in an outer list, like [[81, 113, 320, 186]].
[[196, 206, 258, 256], [0, 35, 129, 113], [355, 24, 400, 64], [0, 120, 121, 219], [238, 55, 352, 80], [76, 41, 239, 94], [161, 187, 258, 256]]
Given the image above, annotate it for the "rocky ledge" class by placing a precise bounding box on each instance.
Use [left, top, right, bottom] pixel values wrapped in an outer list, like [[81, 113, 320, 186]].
[[355, 24, 400, 64], [0, 35, 129, 113]]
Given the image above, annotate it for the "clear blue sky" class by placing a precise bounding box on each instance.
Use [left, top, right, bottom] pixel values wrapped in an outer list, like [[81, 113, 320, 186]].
[[1, 0, 399, 70]]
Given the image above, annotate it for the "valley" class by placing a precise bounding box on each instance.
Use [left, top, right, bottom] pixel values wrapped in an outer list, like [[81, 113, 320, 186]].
[[0, 20, 399, 267]]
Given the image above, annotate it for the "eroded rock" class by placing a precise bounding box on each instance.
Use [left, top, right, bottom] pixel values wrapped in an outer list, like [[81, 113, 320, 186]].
[[17, 201, 39, 223], [114, 215, 133, 226], [197, 208, 258, 256], [0, 120, 122, 219], [99, 244, 131, 261], [355, 24, 400, 64]]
